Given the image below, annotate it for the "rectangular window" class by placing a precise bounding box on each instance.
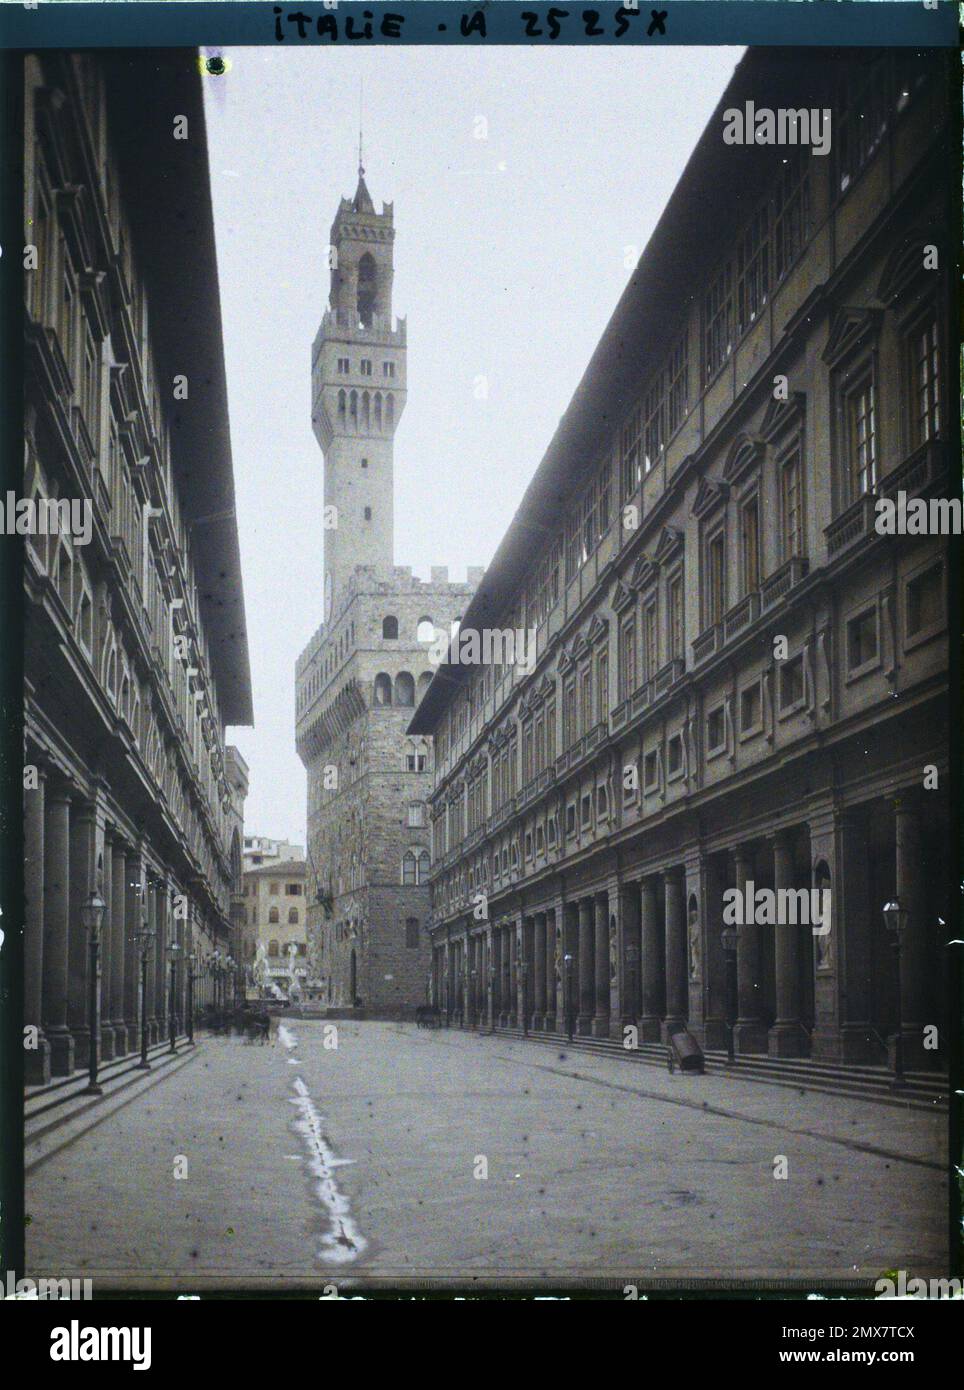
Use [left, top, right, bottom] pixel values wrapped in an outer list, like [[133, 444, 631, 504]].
[[847, 376, 877, 499], [705, 531, 726, 627], [580, 664, 593, 736], [580, 793, 592, 829], [703, 262, 733, 382], [407, 803, 424, 827], [565, 507, 582, 583], [911, 320, 940, 447], [847, 607, 878, 672], [337, 357, 350, 373], [642, 374, 664, 474], [667, 334, 689, 437], [667, 733, 683, 777], [740, 682, 762, 735], [582, 481, 596, 559], [642, 599, 658, 682], [741, 496, 761, 594], [545, 697, 556, 763], [360, 359, 373, 376], [736, 204, 769, 332], [383, 361, 396, 378], [780, 450, 804, 560], [596, 458, 611, 534], [405, 918, 420, 948], [566, 803, 576, 837], [620, 406, 641, 501], [643, 749, 659, 792], [906, 564, 943, 639], [779, 654, 805, 711], [837, 59, 888, 194], [706, 705, 726, 754], [619, 616, 637, 699], [774, 150, 811, 281], [563, 678, 577, 749], [596, 650, 609, 721], [667, 573, 684, 662]]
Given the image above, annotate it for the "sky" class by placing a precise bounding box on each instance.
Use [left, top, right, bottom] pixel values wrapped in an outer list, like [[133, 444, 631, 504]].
[[206, 44, 742, 844]]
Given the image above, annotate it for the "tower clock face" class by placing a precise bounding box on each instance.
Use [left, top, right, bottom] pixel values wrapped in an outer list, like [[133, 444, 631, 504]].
[[324, 571, 332, 622]]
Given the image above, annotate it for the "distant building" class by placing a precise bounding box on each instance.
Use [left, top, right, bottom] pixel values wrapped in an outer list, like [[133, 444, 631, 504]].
[[295, 165, 480, 1016], [23, 52, 253, 1082], [242, 834, 305, 872], [242, 858, 314, 1000]]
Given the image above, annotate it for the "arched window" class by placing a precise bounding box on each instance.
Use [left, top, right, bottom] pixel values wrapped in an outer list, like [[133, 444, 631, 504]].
[[268, 939, 279, 957], [337, 388, 346, 418], [382, 615, 398, 639], [417, 849, 431, 884], [269, 907, 279, 924], [386, 394, 394, 429], [374, 672, 392, 706], [361, 390, 370, 430], [402, 851, 417, 886], [374, 392, 382, 430], [357, 253, 378, 327], [394, 671, 415, 706], [417, 617, 435, 643], [288, 907, 299, 924], [349, 389, 358, 423], [417, 671, 433, 701]]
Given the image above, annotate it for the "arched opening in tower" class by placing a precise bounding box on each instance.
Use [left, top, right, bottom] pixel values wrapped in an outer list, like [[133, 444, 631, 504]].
[[356, 252, 378, 328]]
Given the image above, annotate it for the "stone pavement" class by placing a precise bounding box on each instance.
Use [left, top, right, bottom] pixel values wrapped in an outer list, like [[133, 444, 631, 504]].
[[25, 1021, 947, 1291]]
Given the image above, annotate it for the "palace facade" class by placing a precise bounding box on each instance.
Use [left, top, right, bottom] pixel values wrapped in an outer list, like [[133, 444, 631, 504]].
[[409, 48, 952, 1068], [24, 52, 253, 1081]]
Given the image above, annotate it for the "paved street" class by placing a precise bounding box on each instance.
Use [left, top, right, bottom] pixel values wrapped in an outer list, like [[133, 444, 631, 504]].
[[26, 1021, 947, 1289]]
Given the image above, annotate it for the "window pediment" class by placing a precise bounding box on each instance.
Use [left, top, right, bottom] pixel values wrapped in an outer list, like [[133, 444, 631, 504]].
[[760, 391, 806, 444], [722, 435, 766, 486], [586, 614, 609, 645], [611, 580, 634, 614], [821, 307, 882, 369], [877, 233, 937, 307], [691, 476, 729, 519], [653, 525, 683, 566]]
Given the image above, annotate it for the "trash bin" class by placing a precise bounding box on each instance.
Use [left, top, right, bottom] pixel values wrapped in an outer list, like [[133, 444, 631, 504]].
[[668, 1027, 705, 1074]]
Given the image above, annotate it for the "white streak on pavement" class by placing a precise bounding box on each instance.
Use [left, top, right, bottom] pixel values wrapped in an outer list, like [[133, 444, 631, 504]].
[[276, 1024, 365, 1263]]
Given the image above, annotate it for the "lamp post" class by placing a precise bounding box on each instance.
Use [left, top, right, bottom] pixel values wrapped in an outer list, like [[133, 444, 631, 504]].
[[186, 949, 197, 1046], [520, 956, 529, 1037], [470, 968, 478, 1031], [167, 936, 181, 1053], [134, 893, 155, 1071], [563, 952, 574, 1042], [80, 890, 107, 1096], [882, 899, 908, 1088], [720, 925, 738, 1064], [487, 962, 495, 1035]]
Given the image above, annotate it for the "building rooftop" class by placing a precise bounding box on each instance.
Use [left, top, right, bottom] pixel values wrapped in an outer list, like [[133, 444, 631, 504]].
[[243, 859, 307, 878], [105, 50, 253, 726]]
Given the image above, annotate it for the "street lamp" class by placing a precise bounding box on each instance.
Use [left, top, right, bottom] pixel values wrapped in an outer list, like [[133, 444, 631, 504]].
[[133, 892, 155, 1071], [563, 952, 574, 1042], [80, 890, 107, 1095], [186, 949, 197, 1046], [882, 899, 908, 1088], [720, 925, 738, 1064], [167, 936, 181, 1053]]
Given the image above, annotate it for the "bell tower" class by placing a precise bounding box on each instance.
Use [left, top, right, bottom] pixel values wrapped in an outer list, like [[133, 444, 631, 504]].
[[311, 161, 407, 624]]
